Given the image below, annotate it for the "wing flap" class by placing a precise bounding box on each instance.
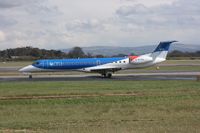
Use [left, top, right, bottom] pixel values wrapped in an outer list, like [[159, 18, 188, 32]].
[[90, 67, 122, 73]]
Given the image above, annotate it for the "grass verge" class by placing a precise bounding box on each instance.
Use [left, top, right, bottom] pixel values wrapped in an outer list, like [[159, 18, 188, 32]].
[[0, 81, 200, 132]]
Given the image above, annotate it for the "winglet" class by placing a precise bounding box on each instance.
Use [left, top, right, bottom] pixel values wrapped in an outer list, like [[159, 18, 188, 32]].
[[154, 41, 177, 52]]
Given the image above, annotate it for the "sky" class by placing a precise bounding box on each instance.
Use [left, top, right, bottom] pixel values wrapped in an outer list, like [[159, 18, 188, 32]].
[[0, 0, 200, 49]]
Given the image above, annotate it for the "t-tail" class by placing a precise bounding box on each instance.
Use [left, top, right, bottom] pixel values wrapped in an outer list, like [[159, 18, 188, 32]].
[[129, 41, 177, 65], [151, 41, 177, 63], [150, 41, 177, 63]]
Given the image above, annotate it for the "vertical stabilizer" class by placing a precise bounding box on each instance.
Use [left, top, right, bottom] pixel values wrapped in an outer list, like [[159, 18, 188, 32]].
[[151, 41, 177, 62]]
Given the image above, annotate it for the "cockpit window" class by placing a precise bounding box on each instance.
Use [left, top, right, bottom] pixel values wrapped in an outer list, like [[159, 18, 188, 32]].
[[33, 61, 40, 65]]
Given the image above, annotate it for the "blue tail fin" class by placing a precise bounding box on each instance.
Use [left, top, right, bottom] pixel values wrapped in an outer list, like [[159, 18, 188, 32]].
[[154, 41, 177, 52]]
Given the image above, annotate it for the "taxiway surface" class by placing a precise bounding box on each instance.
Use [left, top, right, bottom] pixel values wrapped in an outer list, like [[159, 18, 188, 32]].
[[0, 72, 199, 82]]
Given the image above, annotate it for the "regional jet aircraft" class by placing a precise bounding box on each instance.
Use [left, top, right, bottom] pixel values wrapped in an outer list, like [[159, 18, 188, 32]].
[[19, 41, 177, 78]]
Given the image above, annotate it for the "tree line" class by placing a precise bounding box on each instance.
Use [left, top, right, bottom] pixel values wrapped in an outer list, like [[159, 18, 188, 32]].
[[168, 50, 200, 57], [0, 46, 200, 61], [0, 47, 106, 61], [167, 50, 200, 60]]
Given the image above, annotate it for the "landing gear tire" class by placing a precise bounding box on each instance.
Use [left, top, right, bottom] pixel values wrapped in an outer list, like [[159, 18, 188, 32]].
[[102, 73, 112, 78], [29, 75, 32, 79], [106, 73, 112, 78]]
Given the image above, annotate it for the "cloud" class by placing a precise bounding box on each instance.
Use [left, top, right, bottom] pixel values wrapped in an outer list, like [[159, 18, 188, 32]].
[[0, 0, 38, 8], [0, 0, 199, 50], [116, 4, 149, 16], [0, 15, 17, 28], [0, 0, 21, 8], [0, 31, 6, 41], [116, 0, 200, 29], [66, 19, 103, 33]]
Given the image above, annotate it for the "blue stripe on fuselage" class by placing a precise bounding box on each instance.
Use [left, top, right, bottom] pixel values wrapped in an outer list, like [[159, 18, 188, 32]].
[[32, 57, 126, 70]]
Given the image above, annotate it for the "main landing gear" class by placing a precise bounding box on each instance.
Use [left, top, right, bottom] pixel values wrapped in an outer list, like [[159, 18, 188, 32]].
[[102, 72, 112, 78], [29, 75, 32, 79]]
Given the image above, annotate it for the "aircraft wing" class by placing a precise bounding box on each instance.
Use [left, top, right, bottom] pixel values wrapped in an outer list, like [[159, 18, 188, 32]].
[[88, 66, 122, 73]]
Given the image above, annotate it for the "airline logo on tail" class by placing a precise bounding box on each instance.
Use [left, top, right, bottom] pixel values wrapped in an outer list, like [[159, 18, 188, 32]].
[[154, 41, 177, 52]]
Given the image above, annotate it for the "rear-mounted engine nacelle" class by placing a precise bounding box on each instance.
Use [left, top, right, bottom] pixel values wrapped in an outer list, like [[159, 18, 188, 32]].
[[129, 56, 153, 64]]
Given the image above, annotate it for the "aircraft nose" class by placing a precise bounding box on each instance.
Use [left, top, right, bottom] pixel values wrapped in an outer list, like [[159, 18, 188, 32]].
[[19, 65, 35, 72]]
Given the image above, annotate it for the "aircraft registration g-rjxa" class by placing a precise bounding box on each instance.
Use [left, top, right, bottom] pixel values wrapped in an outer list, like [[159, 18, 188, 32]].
[[19, 41, 177, 78]]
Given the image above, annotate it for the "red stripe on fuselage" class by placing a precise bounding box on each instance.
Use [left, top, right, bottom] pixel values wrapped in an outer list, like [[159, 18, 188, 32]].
[[129, 56, 139, 61]]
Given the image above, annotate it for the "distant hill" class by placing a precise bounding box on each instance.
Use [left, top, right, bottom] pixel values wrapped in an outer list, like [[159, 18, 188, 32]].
[[62, 44, 200, 56]]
